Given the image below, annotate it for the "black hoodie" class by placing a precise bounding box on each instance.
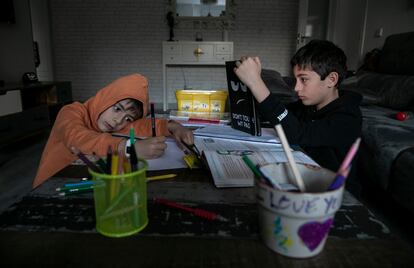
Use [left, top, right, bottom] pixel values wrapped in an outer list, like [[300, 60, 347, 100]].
[[258, 90, 362, 173]]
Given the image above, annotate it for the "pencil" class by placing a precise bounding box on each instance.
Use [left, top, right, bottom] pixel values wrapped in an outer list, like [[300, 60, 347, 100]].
[[150, 102, 156, 137], [111, 151, 119, 175], [153, 197, 229, 222], [328, 165, 352, 190], [92, 152, 107, 173], [147, 174, 177, 182], [70, 147, 102, 173], [63, 181, 96, 188], [109, 151, 119, 201], [338, 137, 361, 173], [274, 124, 306, 192]]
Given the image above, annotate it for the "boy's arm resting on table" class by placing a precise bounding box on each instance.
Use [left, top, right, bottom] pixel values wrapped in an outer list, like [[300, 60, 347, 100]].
[[258, 94, 361, 147], [167, 120, 194, 146], [54, 105, 123, 157]]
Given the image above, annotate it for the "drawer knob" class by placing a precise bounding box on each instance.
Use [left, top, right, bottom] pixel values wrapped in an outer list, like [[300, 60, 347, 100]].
[[194, 48, 204, 56]]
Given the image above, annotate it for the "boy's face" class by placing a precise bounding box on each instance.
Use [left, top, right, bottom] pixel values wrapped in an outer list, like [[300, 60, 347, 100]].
[[293, 65, 338, 110], [97, 99, 141, 132]]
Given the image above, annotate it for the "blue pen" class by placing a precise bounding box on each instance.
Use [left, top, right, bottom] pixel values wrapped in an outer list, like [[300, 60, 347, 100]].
[[64, 181, 97, 188]]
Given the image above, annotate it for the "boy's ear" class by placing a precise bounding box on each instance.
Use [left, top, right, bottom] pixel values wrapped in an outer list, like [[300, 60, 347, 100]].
[[326, 71, 339, 88]]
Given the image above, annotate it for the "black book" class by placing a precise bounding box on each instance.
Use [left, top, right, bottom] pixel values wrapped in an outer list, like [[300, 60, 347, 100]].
[[225, 61, 261, 136]]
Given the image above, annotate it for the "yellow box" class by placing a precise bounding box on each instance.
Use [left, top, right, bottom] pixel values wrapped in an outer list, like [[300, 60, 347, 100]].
[[175, 90, 228, 113]]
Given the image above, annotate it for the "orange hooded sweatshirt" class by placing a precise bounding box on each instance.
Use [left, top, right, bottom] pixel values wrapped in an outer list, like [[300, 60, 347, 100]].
[[33, 73, 169, 188]]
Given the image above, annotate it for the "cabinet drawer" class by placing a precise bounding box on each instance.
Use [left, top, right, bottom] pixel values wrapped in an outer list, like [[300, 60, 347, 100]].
[[165, 55, 180, 63], [164, 44, 181, 55], [215, 54, 232, 62], [216, 44, 231, 53]]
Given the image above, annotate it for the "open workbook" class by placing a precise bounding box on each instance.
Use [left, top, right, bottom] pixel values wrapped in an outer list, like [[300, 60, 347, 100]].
[[193, 125, 318, 188]]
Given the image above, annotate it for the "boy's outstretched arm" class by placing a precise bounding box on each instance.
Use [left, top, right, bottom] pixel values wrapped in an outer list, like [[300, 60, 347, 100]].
[[167, 120, 194, 148], [234, 56, 270, 103]]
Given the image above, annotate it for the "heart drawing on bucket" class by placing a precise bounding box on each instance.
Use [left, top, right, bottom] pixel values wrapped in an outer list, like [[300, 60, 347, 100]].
[[298, 218, 333, 251]]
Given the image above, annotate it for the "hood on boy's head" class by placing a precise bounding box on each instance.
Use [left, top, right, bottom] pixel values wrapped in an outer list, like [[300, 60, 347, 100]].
[[85, 73, 149, 129]]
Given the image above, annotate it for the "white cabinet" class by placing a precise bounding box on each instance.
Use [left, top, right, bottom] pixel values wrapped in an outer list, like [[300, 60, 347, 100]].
[[162, 41, 234, 111]]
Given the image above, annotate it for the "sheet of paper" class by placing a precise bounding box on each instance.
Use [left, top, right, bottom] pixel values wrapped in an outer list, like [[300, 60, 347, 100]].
[[146, 138, 188, 170]]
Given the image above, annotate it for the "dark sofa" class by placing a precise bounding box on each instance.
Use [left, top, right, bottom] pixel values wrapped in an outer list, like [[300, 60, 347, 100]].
[[341, 32, 414, 213]]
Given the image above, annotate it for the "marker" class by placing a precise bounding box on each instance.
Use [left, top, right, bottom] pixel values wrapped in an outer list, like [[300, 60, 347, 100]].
[[147, 174, 177, 182], [129, 144, 138, 171], [106, 145, 112, 174], [129, 127, 135, 145], [150, 103, 156, 137], [58, 187, 94, 196]]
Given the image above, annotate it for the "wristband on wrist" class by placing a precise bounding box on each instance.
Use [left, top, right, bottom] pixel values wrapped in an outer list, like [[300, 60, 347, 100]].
[[125, 139, 131, 158]]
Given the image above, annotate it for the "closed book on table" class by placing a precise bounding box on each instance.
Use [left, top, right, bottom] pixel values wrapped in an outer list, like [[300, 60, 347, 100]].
[[225, 61, 261, 136]]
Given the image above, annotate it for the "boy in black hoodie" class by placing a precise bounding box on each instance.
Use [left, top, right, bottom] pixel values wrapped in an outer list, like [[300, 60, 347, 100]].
[[234, 40, 362, 175]]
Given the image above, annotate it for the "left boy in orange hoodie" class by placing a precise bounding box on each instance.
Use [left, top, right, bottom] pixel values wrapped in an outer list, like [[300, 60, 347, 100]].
[[33, 73, 193, 188]]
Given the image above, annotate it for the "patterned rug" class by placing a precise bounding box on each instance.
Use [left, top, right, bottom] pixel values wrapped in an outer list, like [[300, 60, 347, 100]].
[[0, 192, 392, 239]]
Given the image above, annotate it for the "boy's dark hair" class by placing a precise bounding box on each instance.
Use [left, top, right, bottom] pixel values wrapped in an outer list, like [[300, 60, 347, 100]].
[[290, 40, 347, 86], [125, 98, 143, 119]]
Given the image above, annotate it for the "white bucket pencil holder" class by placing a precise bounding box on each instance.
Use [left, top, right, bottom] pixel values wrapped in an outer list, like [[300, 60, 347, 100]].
[[256, 163, 344, 258]]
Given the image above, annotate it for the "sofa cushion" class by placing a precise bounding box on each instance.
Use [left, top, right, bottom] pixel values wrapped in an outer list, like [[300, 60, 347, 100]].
[[360, 105, 414, 190], [378, 32, 414, 76], [341, 72, 414, 110], [261, 69, 295, 97]]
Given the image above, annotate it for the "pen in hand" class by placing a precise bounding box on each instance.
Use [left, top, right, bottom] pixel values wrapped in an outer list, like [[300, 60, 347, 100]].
[[150, 103, 156, 137]]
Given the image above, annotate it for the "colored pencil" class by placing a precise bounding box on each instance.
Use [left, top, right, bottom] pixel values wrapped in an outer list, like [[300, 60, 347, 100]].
[[153, 197, 229, 222], [63, 181, 96, 188], [328, 165, 352, 190], [338, 137, 361, 173], [58, 187, 94, 196], [70, 147, 102, 173], [147, 174, 177, 182], [274, 124, 306, 192], [92, 152, 107, 173]]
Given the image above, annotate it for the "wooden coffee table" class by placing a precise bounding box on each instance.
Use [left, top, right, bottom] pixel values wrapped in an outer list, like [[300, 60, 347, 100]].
[[1, 167, 413, 267]]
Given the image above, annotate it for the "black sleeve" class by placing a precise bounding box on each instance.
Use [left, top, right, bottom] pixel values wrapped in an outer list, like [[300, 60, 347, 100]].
[[258, 94, 361, 147]]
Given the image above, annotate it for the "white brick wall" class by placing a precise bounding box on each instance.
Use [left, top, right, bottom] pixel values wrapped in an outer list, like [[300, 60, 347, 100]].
[[50, 0, 298, 107]]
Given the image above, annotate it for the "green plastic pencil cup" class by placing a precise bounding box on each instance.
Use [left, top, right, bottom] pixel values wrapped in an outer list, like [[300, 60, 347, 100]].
[[89, 159, 148, 238]]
